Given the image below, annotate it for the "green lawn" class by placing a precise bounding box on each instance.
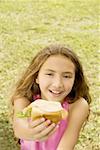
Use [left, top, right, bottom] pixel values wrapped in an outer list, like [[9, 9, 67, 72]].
[[0, 0, 99, 149]]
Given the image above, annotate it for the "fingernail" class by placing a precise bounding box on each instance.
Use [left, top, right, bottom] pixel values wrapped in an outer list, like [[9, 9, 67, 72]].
[[56, 125, 59, 128], [52, 123, 56, 127], [41, 118, 45, 121], [47, 120, 51, 123], [35, 140, 39, 142], [58, 121, 60, 125], [45, 120, 51, 126]]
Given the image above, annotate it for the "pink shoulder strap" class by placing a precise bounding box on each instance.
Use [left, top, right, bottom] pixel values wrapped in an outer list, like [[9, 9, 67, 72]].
[[62, 99, 69, 111]]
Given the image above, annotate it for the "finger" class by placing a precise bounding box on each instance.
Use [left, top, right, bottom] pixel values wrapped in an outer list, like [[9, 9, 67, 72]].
[[37, 124, 59, 142], [33, 120, 51, 133], [36, 123, 56, 139], [29, 119, 51, 138], [29, 120, 51, 140], [47, 124, 59, 137], [29, 118, 45, 128]]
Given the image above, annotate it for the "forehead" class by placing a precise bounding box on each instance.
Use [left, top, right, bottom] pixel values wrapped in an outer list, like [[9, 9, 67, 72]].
[[40, 54, 75, 72]]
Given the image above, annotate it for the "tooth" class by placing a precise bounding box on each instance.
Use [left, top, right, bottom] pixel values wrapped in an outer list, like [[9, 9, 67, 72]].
[[53, 91, 60, 94]]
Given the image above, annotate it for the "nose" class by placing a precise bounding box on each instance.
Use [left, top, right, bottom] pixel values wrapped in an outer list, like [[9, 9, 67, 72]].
[[52, 76, 63, 89]]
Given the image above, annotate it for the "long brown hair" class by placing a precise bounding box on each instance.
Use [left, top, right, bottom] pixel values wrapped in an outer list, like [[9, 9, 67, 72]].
[[11, 44, 91, 105]]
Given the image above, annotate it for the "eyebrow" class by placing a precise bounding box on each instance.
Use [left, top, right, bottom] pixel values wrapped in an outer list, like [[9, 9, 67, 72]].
[[44, 69, 74, 74]]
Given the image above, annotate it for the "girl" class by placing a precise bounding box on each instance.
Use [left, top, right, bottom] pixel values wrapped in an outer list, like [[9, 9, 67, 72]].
[[11, 44, 91, 150]]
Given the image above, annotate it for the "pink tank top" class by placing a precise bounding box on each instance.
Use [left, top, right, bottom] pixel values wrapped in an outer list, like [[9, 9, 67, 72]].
[[20, 99, 69, 150]]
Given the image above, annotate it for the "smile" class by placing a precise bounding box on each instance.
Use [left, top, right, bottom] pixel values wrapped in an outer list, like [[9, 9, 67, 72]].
[[49, 90, 63, 96]]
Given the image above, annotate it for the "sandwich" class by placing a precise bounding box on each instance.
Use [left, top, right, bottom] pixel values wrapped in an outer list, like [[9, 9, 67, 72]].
[[17, 99, 68, 123]]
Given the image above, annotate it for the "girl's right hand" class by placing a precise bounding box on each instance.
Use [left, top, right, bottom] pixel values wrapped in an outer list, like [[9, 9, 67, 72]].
[[28, 118, 58, 141]]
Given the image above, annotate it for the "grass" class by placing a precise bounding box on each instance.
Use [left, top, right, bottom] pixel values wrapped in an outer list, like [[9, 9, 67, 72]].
[[0, 0, 99, 149]]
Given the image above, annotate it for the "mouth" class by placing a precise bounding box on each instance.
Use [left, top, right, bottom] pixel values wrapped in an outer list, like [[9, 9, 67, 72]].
[[49, 89, 63, 96]]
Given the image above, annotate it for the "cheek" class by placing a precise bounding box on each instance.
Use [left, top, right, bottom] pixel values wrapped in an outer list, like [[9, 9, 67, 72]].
[[71, 78, 75, 86], [71, 79, 75, 88], [38, 77, 50, 87], [65, 79, 75, 89]]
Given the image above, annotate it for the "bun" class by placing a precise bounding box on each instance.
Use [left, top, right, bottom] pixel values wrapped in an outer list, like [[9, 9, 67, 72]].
[[17, 99, 68, 123]]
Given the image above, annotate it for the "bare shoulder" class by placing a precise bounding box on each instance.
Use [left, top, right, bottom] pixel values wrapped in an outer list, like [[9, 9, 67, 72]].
[[69, 98, 89, 122], [14, 97, 31, 112], [70, 98, 89, 111]]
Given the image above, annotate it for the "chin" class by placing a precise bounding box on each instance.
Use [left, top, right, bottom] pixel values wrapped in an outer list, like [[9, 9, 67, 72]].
[[48, 98, 64, 103]]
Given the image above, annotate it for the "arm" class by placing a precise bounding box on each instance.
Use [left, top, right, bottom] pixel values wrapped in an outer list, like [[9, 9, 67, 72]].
[[13, 97, 32, 139], [13, 97, 57, 141], [57, 98, 89, 150]]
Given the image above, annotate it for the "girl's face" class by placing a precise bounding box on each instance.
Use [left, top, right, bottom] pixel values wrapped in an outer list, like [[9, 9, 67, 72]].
[[36, 55, 75, 103]]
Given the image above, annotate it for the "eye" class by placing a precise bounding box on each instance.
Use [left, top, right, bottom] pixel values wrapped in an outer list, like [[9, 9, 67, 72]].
[[63, 75, 72, 78], [45, 73, 53, 76]]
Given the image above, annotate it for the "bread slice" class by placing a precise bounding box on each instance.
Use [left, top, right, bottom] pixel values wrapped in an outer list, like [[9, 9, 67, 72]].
[[17, 99, 68, 123]]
